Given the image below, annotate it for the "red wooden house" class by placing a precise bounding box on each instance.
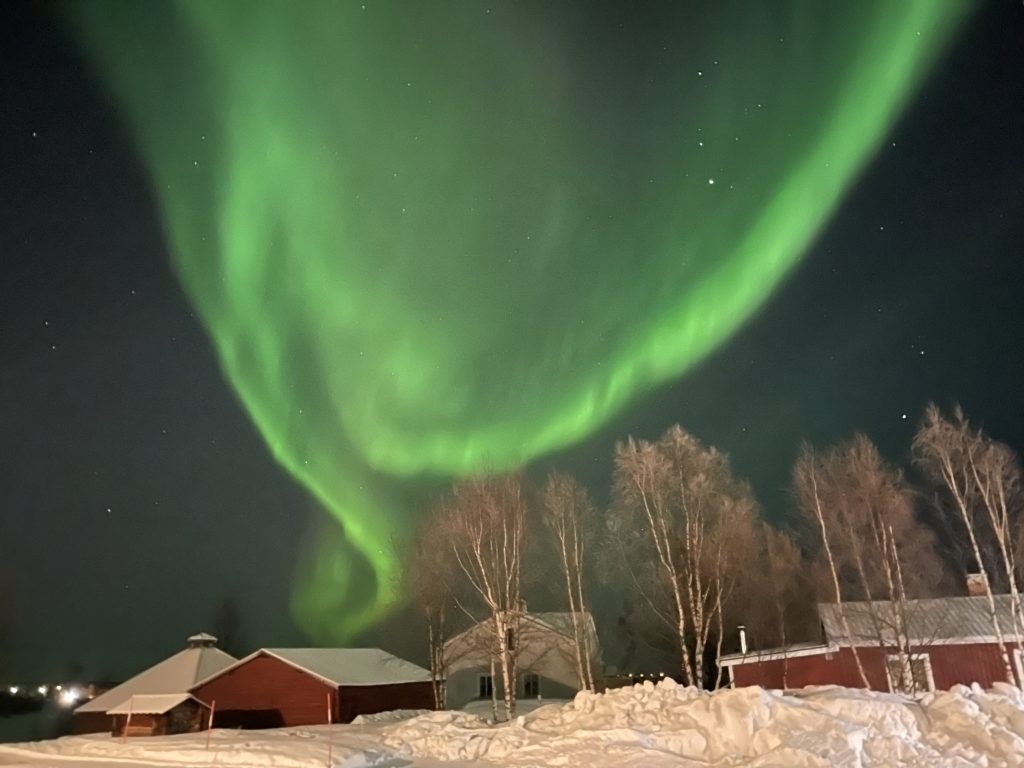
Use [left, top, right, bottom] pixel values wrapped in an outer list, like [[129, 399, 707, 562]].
[[190, 648, 434, 728], [721, 595, 1024, 692]]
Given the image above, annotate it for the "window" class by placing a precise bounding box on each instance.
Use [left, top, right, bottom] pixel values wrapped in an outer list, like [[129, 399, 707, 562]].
[[1013, 648, 1024, 685], [523, 673, 540, 698], [478, 674, 493, 699], [885, 653, 934, 694]]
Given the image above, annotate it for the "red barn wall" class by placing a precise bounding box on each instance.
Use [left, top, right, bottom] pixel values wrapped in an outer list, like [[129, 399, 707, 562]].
[[917, 643, 1010, 689], [337, 682, 435, 723], [731, 648, 880, 689], [73, 711, 112, 734], [731, 643, 1015, 691], [193, 653, 336, 728]]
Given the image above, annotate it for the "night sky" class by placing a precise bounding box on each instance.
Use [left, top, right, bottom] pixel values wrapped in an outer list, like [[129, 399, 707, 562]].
[[2, 1, 1023, 682]]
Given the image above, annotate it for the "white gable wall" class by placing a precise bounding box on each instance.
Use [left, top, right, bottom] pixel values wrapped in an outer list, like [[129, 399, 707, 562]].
[[444, 614, 602, 710]]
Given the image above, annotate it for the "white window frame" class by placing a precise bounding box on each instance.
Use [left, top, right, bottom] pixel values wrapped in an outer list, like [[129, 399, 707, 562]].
[[885, 652, 935, 694], [478, 674, 493, 699], [523, 672, 541, 698], [1012, 647, 1024, 685]]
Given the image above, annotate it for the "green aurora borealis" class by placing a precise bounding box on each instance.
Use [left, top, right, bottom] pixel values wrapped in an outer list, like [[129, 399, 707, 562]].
[[68, 1, 969, 641]]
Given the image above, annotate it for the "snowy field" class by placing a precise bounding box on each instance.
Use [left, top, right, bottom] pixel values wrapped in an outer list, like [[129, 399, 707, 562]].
[[3, 680, 1024, 767]]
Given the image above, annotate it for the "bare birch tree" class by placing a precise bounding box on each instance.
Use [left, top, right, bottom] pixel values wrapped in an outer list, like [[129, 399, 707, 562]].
[[540, 471, 596, 691], [610, 425, 761, 689], [914, 403, 1024, 686], [796, 436, 950, 692], [794, 443, 871, 688], [734, 525, 811, 689], [436, 474, 527, 718], [408, 521, 456, 709]]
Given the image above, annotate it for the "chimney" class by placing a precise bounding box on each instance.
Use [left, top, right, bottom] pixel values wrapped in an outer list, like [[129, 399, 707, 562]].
[[966, 572, 987, 597], [187, 632, 218, 649], [738, 624, 748, 655]]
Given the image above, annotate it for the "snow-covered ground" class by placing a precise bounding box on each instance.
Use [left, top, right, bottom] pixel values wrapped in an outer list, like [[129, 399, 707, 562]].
[[3, 680, 1024, 767]]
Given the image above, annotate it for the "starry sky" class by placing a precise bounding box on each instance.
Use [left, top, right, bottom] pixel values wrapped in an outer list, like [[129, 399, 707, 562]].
[[2, 1, 1023, 681]]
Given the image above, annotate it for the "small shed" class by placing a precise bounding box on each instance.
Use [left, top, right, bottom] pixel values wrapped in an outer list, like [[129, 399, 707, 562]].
[[721, 595, 1024, 692], [108, 694, 210, 737], [74, 632, 236, 734], [191, 648, 434, 728]]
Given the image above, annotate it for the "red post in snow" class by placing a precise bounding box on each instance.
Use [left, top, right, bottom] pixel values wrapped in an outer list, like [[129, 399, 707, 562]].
[[122, 696, 134, 743], [205, 699, 216, 750], [326, 692, 334, 768]]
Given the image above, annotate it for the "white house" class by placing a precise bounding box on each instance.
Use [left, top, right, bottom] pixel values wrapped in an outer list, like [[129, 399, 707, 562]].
[[444, 612, 602, 709]]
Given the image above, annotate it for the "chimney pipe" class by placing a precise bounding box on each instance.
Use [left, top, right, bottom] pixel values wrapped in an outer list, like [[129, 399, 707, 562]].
[[738, 624, 748, 655], [966, 571, 987, 597]]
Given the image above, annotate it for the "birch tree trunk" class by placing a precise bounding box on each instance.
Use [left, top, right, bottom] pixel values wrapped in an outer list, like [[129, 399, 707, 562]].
[[914, 405, 1017, 686], [541, 473, 596, 691], [795, 447, 872, 688], [611, 427, 763, 690], [970, 447, 1024, 685], [439, 474, 527, 718]]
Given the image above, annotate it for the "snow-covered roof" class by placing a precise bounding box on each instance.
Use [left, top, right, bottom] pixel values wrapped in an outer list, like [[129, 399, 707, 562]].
[[526, 612, 598, 641], [76, 642, 236, 713], [199, 648, 431, 688], [818, 595, 1024, 646], [106, 694, 205, 715], [446, 611, 600, 654], [719, 642, 837, 667]]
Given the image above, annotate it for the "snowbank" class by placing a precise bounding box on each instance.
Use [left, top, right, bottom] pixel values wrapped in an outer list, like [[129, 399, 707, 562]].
[[350, 708, 430, 725], [2, 682, 1024, 767], [378, 680, 1024, 766]]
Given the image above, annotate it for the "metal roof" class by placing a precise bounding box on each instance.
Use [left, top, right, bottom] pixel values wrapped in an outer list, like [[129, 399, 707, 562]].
[[106, 693, 205, 715], [719, 641, 837, 667], [76, 642, 236, 714], [818, 595, 1023, 646], [198, 648, 432, 688], [448, 614, 598, 651]]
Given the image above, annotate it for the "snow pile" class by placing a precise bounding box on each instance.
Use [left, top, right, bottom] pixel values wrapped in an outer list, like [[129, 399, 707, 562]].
[[0, 726, 370, 768], [350, 708, 430, 725], [3, 682, 1024, 767], [378, 679, 1024, 767]]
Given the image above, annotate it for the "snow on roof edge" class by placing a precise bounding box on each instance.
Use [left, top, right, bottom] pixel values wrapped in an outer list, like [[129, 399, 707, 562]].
[[76, 646, 236, 713], [106, 693, 205, 715], [191, 648, 431, 689]]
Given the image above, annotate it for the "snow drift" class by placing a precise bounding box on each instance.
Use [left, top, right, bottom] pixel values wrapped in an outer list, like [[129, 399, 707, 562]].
[[3, 681, 1024, 767]]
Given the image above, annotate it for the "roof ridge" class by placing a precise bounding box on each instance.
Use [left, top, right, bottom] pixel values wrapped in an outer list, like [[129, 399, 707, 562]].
[[186, 646, 203, 683]]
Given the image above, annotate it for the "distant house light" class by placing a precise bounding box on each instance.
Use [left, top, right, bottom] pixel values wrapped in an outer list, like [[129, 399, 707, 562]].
[[59, 689, 80, 707]]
